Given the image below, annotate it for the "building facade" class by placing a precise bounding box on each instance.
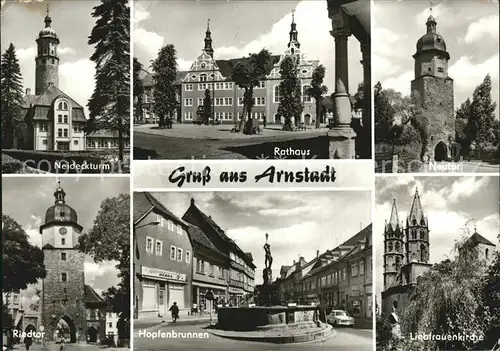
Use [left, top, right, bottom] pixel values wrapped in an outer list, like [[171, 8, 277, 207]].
[[19, 8, 128, 152], [182, 198, 255, 306], [410, 13, 454, 161], [139, 14, 320, 126], [133, 192, 193, 319]]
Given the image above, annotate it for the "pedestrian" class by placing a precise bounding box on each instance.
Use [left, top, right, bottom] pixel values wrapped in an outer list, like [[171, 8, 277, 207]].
[[169, 302, 179, 323], [24, 335, 33, 350], [59, 337, 66, 351]]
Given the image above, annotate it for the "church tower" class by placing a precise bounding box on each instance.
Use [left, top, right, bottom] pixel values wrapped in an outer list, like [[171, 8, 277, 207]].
[[39, 182, 86, 342], [288, 10, 300, 49], [35, 5, 60, 95], [383, 199, 405, 290], [405, 188, 430, 264], [410, 7, 454, 161]]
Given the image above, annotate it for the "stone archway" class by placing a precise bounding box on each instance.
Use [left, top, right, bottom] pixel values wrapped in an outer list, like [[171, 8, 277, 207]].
[[25, 324, 36, 333], [304, 114, 311, 125], [57, 315, 77, 343], [434, 141, 448, 161]]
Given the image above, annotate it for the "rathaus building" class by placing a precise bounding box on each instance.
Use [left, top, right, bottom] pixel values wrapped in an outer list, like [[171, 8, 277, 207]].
[[141, 13, 321, 126]]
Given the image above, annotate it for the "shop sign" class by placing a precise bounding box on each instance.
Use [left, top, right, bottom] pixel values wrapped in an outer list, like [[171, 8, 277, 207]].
[[142, 266, 186, 282], [229, 287, 243, 294]]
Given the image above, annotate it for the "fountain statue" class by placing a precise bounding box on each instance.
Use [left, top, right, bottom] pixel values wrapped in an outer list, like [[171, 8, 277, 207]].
[[263, 233, 273, 285]]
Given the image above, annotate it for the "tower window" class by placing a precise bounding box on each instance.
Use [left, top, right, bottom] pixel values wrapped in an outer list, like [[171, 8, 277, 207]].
[[61, 273, 67, 282], [61, 238, 66, 245], [61, 252, 66, 261], [486, 248, 489, 259], [438, 67, 444, 73], [436, 37, 441, 43], [428, 67, 431, 72]]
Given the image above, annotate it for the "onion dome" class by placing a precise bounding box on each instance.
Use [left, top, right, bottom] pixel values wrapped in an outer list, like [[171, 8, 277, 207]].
[[43, 184, 78, 225], [38, 6, 58, 39], [415, 14, 449, 59]]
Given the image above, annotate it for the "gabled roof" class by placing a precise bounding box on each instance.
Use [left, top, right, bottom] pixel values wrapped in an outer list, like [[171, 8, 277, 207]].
[[84, 285, 104, 304], [408, 189, 426, 225], [134, 192, 186, 227], [215, 55, 280, 80], [464, 232, 496, 247], [280, 265, 291, 275], [32, 84, 84, 108], [187, 223, 226, 257]]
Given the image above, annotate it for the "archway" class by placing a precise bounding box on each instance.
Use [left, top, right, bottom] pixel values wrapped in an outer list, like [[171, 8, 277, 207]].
[[56, 316, 77, 343], [304, 114, 311, 125], [434, 142, 448, 161], [25, 324, 36, 333], [87, 326, 98, 343]]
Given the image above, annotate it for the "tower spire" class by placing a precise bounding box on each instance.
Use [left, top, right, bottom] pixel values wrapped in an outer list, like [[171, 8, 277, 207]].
[[45, 4, 52, 28], [288, 9, 300, 48], [204, 18, 214, 58], [54, 180, 66, 205]]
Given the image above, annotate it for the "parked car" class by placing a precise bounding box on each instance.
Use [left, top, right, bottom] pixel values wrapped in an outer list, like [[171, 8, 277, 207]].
[[327, 309, 354, 327]]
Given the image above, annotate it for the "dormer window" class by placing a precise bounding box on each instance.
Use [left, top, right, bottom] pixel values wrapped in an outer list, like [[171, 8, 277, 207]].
[[436, 37, 441, 43]]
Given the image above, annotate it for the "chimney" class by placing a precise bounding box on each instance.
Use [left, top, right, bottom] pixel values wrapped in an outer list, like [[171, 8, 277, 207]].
[[316, 250, 320, 257], [25, 88, 31, 96]]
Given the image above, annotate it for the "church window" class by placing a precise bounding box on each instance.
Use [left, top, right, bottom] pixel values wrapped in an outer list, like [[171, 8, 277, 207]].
[[388, 242, 393, 252], [177, 248, 183, 261], [170, 246, 176, 260], [60, 273, 67, 282], [412, 230, 416, 239], [273, 85, 281, 103], [412, 219, 417, 225], [145, 237, 153, 253], [155, 240, 163, 256], [61, 252, 66, 261], [420, 244, 427, 262], [438, 67, 444, 73], [395, 257, 401, 270], [395, 242, 400, 252], [420, 231, 425, 240]]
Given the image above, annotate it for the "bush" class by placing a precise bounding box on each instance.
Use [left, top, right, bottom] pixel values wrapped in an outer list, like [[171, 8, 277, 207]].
[[376, 314, 392, 349]]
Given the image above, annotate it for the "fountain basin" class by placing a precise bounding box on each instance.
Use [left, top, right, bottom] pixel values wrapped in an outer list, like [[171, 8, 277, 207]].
[[217, 305, 319, 331]]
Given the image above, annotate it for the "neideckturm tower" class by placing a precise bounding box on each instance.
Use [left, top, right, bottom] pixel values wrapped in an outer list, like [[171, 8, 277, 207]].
[[35, 5, 60, 95], [383, 200, 404, 290], [39, 182, 86, 342], [411, 7, 454, 161], [204, 19, 214, 58]]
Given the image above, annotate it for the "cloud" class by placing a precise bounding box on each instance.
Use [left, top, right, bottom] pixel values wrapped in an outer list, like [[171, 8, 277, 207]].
[[134, 3, 150, 24], [415, 3, 453, 27], [464, 14, 499, 44], [16, 47, 36, 61], [59, 59, 95, 116], [134, 28, 164, 63], [58, 47, 76, 55], [382, 70, 413, 96]]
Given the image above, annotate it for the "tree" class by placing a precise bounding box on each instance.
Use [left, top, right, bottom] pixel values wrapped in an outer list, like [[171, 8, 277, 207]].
[[202, 89, 212, 125], [277, 55, 303, 131], [78, 193, 130, 345], [306, 65, 328, 129], [2, 215, 46, 292], [482, 233, 500, 347], [2, 304, 13, 329], [400, 230, 491, 350], [231, 49, 272, 134], [133, 57, 144, 123], [87, 0, 130, 166], [1, 43, 25, 149], [152, 45, 179, 129], [374, 82, 394, 144]]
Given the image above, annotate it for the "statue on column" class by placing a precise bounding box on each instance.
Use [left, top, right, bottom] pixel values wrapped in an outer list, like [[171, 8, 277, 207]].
[[263, 233, 273, 285]]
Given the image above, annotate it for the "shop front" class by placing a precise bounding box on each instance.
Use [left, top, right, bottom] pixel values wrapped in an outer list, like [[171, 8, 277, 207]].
[[228, 287, 244, 306], [192, 283, 227, 313], [349, 285, 364, 317], [139, 266, 189, 317]]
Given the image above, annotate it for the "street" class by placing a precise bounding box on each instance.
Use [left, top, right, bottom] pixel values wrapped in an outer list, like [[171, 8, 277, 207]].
[[133, 323, 373, 350]]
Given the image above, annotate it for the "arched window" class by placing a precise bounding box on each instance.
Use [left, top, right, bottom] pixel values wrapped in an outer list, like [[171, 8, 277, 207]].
[[273, 85, 281, 103], [420, 219, 425, 225], [388, 242, 393, 252], [420, 244, 427, 262], [395, 257, 401, 271], [420, 231, 425, 240], [411, 230, 416, 240], [199, 74, 207, 82], [302, 85, 312, 102], [412, 219, 417, 225], [57, 101, 69, 110], [395, 242, 400, 252]]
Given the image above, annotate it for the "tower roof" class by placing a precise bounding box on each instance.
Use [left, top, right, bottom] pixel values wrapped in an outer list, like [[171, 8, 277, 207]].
[[204, 18, 214, 57], [288, 9, 300, 48], [414, 7, 448, 58], [408, 188, 426, 225], [41, 181, 79, 232], [39, 4, 58, 39], [388, 199, 400, 231]]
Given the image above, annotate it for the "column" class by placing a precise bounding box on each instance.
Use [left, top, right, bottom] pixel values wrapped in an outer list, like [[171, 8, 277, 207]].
[[332, 27, 351, 94], [361, 40, 371, 159]]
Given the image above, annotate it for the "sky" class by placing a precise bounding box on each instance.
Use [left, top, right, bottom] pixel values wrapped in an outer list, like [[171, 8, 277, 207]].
[[374, 0, 499, 118], [2, 176, 130, 310], [375, 175, 500, 304], [134, 0, 364, 94], [0, 0, 103, 118], [149, 191, 372, 285]]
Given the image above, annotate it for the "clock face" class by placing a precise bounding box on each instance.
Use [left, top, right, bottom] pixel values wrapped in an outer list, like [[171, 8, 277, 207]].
[[59, 227, 67, 235]]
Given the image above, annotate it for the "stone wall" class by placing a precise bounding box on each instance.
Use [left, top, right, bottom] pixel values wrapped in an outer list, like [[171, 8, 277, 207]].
[[411, 76, 454, 159], [42, 248, 86, 342], [35, 58, 59, 95]]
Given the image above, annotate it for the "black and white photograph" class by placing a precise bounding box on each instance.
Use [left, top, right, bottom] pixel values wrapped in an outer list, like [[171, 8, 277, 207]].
[[133, 0, 371, 160], [375, 176, 500, 350], [2, 177, 131, 350], [1, 0, 130, 174], [133, 191, 373, 350], [373, 0, 499, 173]]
